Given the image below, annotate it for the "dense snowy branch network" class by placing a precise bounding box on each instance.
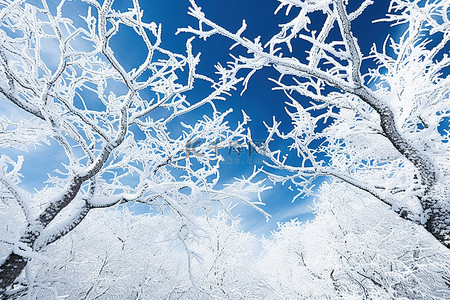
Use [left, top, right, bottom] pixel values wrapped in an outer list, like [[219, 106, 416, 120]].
[[0, 0, 268, 294], [0, 0, 449, 298], [182, 0, 450, 247]]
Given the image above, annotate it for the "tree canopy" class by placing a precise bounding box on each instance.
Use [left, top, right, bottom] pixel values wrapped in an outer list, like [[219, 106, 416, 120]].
[[0, 0, 449, 298]]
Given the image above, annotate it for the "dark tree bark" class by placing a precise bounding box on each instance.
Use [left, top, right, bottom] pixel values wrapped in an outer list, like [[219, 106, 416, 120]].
[[0, 178, 83, 294]]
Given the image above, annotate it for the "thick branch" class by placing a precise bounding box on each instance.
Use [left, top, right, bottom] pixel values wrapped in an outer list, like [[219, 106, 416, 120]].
[[35, 201, 91, 250]]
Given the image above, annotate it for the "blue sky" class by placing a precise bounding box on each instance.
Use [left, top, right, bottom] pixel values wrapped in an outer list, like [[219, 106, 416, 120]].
[[136, 0, 394, 236], [0, 0, 396, 237]]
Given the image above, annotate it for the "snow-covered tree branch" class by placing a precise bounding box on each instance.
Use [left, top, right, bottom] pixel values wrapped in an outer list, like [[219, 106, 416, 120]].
[[182, 0, 450, 248], [0, 0, 269, 293]]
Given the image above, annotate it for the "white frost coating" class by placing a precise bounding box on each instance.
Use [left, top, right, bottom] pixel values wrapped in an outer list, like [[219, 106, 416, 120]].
[[11, 195, 450, 299], [1, 0, 449, 297], [13, 243, 53, 264], [260, 181, 450, 299], [86, 195, 123, 208], [183, 0, 450, 246], [22, 209, 271, 298], [0, 155, 32, 223], [0, 0, 269, 292]]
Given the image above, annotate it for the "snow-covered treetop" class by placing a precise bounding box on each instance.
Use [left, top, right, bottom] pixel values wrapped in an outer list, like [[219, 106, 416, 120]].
[[181, 0, 450, 246]]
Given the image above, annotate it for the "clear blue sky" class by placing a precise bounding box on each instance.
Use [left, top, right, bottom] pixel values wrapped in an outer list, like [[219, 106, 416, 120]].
[[0, 0, 395, 237]]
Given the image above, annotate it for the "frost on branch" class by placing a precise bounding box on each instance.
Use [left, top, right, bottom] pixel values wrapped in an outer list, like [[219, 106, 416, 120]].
[[17, 209, 269, 299], [261, 181, 450, 299], [183, 0, 450, 247], [0, 0, 268, 293]]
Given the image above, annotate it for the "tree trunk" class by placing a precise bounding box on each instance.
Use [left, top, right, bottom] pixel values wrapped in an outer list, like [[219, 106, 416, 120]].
[[423, 193, 450, 248], [354, 87, 449, 248], [0, 178, 83, 294], [0, 255, 28, 299]]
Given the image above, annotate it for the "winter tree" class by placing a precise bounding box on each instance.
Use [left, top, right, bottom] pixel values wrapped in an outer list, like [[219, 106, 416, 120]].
[[0, 0, 269, 295], [260, 182, 450, 298], [11, 185, 449, 299], [2, 0, 450, 298], [182, 0, 450, 248], [7, 209, 268, 299]]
